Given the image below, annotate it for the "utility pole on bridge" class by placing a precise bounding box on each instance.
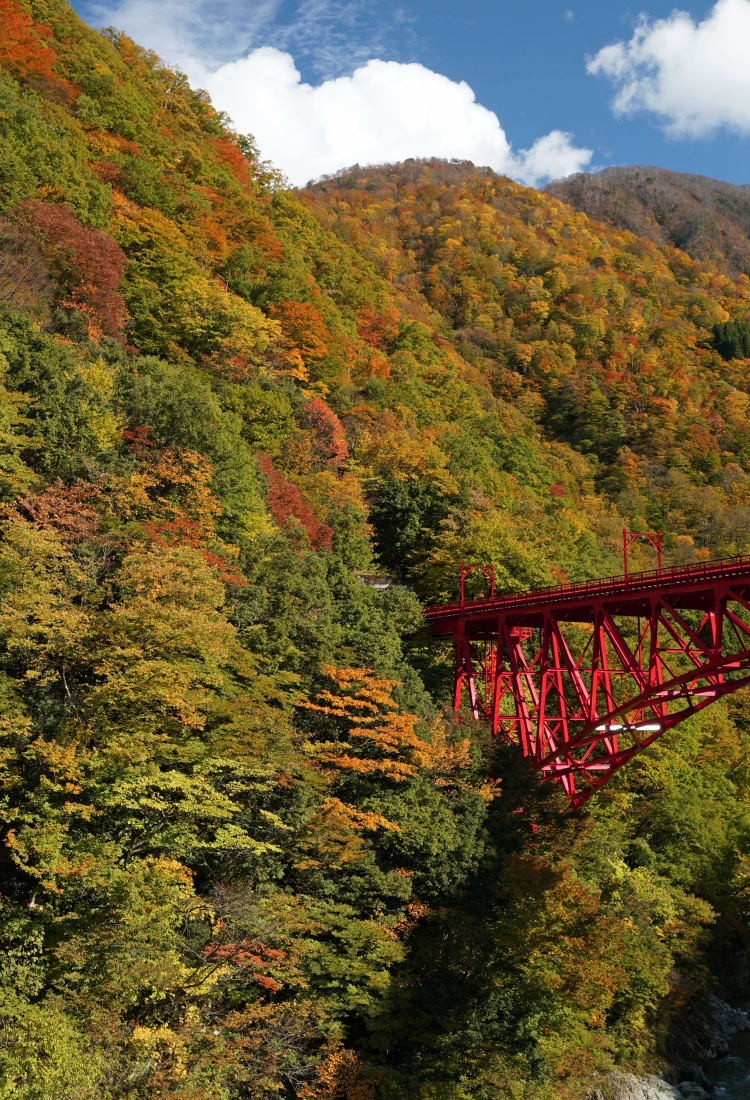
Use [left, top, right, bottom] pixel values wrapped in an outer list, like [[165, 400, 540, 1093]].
[[623, 529, 662, 579]]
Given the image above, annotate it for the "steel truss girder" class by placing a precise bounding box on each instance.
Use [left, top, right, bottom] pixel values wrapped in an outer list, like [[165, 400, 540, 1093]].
[[451, 591, 750, 808]]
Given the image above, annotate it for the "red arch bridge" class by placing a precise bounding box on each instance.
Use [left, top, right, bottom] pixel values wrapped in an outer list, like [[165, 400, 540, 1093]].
[[423, 555, 750, 808]]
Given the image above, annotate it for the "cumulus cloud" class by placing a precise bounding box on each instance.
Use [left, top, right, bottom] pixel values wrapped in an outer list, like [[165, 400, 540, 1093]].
[[513, 129, 592, 184], [196, 49, 592, 187], [90, 0, 591, 187], [587, 0, 750, 138]]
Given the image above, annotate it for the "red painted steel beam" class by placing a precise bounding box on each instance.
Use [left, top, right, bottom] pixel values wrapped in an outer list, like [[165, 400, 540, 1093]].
[[425, 554, 750, 633], [425, 554, 750, 807]]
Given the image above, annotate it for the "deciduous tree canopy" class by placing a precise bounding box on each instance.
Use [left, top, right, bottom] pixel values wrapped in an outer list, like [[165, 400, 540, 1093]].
[[1, 4, 750, 1097]]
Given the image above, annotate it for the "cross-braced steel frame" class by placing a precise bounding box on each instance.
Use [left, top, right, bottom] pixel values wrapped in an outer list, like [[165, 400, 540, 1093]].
[[424, 555, 750, 807]]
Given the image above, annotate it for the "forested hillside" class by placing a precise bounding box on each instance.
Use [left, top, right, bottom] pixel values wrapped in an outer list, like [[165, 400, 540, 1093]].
[[1, 3, 750, 1097], [306, 161, 750, 569], [548, 165, 750, 278]]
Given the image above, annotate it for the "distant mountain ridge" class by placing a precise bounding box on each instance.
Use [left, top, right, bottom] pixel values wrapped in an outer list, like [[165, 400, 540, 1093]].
[[547, 165, 750, 276]]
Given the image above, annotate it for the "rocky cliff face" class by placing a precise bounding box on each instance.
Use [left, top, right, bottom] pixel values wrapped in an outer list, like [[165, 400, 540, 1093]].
[[591, 1073, 691, 1100], [702, 995, 749, 1059], [589, 1072, 713, 1100], [587, 998, 749, 1100]]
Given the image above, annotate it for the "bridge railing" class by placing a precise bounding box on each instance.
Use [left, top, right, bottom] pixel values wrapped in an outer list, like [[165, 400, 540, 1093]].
[[424, 552, 750, 618]]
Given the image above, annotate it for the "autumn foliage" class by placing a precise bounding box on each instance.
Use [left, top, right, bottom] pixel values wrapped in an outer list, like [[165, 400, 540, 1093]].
[[19, 478, 102, 543], [299, 398, 349, 468], [0, 0, 75, 98], [1, 5, 750, 1098], [269, 299, 332, 380], [258, 453, 333, 550], [17, 200, 128, 337]]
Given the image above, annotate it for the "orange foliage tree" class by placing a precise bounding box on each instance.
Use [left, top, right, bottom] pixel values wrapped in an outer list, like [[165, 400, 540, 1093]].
[[356, 305, 400, 351], [269, 299, 331, 380], [302, 665, 471, 789], [0, 0, 75, 98], [111, 443, 246, 585], [19, 479, 102, 545]]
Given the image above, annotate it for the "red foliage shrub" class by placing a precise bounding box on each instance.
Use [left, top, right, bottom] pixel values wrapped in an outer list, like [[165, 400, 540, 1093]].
[[143, 514, 247, 587], [122, 426, 156, 455], [0, 218, 55, 313], [20, 479, 102, 543], [198, 548, 247, 588], [257, 455, 333, 551], [201, 937, 284, 991], [299, 398, 349, 469], [16, 201, 128, 338], [88, 161, 121, 185]]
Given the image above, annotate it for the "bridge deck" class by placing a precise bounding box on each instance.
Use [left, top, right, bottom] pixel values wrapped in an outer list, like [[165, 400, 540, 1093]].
[[425, 554, 750, 634]]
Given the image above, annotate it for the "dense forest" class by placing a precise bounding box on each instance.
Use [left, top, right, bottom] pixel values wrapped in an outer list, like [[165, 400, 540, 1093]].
[[1, 2, 750, 1097]]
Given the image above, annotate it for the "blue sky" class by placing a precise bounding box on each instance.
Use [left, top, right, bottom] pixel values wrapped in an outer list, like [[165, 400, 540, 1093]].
[[71, 0, 750, 187]]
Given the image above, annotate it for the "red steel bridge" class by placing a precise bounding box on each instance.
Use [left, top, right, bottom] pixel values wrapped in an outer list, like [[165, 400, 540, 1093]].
[[423, 555, 750, 808]]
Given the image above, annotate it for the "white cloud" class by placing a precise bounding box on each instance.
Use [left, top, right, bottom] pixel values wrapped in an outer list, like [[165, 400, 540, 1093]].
[[514, 129, 591, 184], [588, 0, 750, 138], [90, 0, 591, 187], [195, 49, 592, 187]]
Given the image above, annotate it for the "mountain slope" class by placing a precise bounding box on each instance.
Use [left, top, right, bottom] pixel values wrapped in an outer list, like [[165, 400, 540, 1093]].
[[306, 160, 750, 564], [1, 4, 750, 1098], [547, 165, 750, 277]]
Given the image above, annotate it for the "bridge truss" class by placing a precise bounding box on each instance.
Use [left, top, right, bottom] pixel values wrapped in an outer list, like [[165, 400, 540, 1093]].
[[423, 556, 750, 807]]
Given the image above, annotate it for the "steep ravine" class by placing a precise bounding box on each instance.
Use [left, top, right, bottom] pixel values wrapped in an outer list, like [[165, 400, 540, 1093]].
[[589, 998, 750, 1100]]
